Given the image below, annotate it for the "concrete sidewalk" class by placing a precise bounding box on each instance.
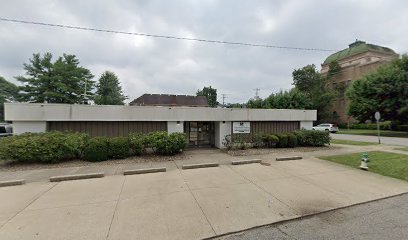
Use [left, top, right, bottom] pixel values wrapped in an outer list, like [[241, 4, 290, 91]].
[[1, 154, 408, 240]]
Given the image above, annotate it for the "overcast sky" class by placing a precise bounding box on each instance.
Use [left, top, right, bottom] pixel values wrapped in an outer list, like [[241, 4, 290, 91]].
[[0, 0, 407, 103]]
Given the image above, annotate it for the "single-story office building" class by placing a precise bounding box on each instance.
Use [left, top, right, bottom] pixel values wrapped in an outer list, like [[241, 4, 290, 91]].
[[4, 103, 317, 148]]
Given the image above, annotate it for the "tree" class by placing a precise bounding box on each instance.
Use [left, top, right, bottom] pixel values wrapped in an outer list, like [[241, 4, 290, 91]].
[[247, 98, 265, 108], [292, 64, 335, 121], [196, 86, 218, 107], [0, 76, 19, 121], [16, 53, 94, 103], [94, 71, 127, 105], [264, 89, 313, 109], [347, 55, 408, 123]]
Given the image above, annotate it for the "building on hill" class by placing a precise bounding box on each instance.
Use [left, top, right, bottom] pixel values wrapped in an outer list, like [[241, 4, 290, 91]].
[[129, 94, 209, 107], [321, 40, 398, 124]]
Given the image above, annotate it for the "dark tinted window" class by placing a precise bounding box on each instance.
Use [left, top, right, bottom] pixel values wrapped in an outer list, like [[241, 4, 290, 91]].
[[0, 126, 6, 133]]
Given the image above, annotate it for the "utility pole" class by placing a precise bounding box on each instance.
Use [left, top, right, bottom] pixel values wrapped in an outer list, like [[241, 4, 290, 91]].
[[221, 94, 226, 107], [253, 88, 260, 100]]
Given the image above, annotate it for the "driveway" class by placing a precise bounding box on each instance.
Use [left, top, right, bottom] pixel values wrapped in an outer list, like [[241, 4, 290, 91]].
[[331, 133, 408, 146], [1, 155, 408, 240]]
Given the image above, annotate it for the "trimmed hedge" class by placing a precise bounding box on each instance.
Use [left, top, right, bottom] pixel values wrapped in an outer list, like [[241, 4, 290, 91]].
[[107, 137, 130, 159], [287, 134, 298, 148], [348, 121, 391, 130], [0, 131, 88, 163], [83, 137, 109, 162], [0, 131, 188, 163], [276, 134, 289, 148], [394, 125, 408, 132], [148, 131, 187, 155], [294, 130, 330, 147], [129, 133, 145, 155]]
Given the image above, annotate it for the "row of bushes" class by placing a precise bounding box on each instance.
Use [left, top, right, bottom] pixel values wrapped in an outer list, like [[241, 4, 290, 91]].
[[0, 131, 187, 163], [223, 130, 330, 150], [337, 121, 408, 132], [346, 121, 392, 130]]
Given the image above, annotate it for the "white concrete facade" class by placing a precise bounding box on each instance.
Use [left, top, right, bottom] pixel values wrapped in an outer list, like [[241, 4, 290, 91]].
[[11, 121, 47, 135], [5, 103, 316, 122], [5, 103, 317, 149], [214, 121, 232, 148], [300, 121, 314, 130], [167, 121, 184, 133]]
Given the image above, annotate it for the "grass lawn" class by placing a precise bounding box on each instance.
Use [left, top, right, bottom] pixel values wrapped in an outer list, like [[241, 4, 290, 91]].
[[338, 129, 408, 138], [395, 147, 408, 152], [330, 139, 378, 146], [319, 151, 408, 181]]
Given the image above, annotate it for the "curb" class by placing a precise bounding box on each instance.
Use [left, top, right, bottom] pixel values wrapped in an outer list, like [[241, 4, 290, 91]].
[[49, 172, 104, 182], [123, 167, 166, 175], [0, 179, 25, 187], [232, 159, 262, 165], [182, 163, 219, 170], [276, 156, 303, 161]]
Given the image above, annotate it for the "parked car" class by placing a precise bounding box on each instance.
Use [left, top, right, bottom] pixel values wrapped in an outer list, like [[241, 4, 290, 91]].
[[0, 123, 13, 137], [312, 123, 339, 133]]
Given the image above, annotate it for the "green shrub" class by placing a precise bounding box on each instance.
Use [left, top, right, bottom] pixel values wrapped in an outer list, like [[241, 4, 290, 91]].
[[394, 125, 408, 132], [294, 130, 330, 147], [259, 134, 279, 148], [287, 134, 298, 148], [349, 121, 391, 130], [129, 133, 145, 155], [276, 134, 289, 148], [107, 137, 130, 159], [148, 131, 187, 155], [83, 137, 109, 162], [0, 131, 88, 163]]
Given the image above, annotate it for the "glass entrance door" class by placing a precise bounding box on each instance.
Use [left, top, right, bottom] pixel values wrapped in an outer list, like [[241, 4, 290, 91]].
[[185, 122, 214, 147]]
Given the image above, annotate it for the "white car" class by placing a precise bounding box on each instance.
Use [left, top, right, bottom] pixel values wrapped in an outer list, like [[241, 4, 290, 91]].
[[312, 123, 339, 133]]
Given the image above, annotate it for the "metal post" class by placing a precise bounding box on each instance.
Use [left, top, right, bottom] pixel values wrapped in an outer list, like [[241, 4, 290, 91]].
[[377, 119, 381, 144]]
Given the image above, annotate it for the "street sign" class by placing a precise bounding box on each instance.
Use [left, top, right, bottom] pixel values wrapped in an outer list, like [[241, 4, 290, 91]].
[[374, 112, 381, 144], [375, 111, 380, 121]]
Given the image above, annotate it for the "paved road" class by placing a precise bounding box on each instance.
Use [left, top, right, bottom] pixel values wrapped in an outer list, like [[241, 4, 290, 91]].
[[331, 133, 408, 146], [215, 193, 408, 240]]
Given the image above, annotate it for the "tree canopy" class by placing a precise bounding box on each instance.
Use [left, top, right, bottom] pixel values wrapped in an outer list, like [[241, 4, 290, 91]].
[[94, 71, 127, 105], [196, 86, 218, 107], [16, 53, 94, 104], [347, 55, 408, 123], [292, 64, 335, 121], [0, 76, 19, 121]]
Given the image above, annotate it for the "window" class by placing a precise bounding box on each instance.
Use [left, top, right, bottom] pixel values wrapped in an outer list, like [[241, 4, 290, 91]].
[[0, 126, 6, 134]]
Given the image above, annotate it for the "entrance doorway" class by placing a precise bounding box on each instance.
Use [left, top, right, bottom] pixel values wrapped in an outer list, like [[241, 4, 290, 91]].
[[184, 122, 215, 147]]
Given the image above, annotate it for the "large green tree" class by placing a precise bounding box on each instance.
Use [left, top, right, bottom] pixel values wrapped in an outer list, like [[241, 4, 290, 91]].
[[264, 89, 313, 109], [0, 76, 19, 121], [17, 53, 94, 103], [347, 55, 408, 123], [196, 86, 218, 107], [292, 64, 335, 121], [94, 71, 127, 105]]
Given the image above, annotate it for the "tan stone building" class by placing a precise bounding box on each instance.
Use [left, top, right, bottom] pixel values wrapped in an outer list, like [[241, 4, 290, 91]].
[[321, 40, 398, 124]]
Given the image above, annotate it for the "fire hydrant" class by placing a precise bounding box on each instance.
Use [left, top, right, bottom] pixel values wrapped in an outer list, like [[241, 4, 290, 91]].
[[360, 152, 369, 170]]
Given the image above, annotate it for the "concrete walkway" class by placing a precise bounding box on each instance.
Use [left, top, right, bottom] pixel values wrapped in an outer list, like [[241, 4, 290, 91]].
[[1, 151, 408, 239], [332, 133, 408, 146]]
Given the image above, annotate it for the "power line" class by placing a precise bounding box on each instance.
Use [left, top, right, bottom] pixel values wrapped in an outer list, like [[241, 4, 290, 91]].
[[0, 17, 337, 52]]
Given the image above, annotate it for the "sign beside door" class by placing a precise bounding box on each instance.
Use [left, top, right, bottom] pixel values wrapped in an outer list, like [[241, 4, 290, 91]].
[[233, 122, 250, 133]]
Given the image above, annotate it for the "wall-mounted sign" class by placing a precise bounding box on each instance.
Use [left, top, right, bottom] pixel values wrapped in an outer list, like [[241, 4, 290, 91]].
[[233, 122, 250, 133]]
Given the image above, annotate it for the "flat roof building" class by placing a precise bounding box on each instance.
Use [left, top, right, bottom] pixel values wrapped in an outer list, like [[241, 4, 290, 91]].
[[4, 103, 316, 148]]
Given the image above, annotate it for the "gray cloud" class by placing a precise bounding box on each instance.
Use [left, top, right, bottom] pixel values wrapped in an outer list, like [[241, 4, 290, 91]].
[[1, 0, 407, 103]]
